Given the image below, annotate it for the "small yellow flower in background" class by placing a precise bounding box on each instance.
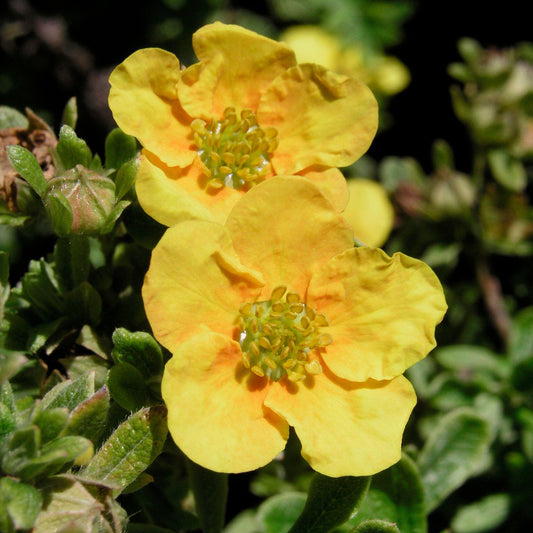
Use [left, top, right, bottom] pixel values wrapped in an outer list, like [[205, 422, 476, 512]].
[[280, 25, 410, 97], [144, 177, 447, 477], [108, 22, 378, 225], [344, 178, 395, 247]]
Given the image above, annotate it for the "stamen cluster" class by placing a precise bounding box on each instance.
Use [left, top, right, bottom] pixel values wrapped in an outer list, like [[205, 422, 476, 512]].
[[237, 286, 332, 382], [191, 107, 279, 190]]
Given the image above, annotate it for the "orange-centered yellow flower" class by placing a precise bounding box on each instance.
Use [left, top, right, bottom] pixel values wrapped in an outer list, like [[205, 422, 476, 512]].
[[108, 22, 378, 224], [144, 177, 447, 477]]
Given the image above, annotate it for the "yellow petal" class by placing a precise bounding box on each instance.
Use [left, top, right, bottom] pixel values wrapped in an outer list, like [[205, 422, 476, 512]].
[[307, 247, 447, 382], [136, 151, 242, 226], [258, 63, 378, 174], [143, 220, 264, 354], [343, 178, 395, 247], [225, 177, 353, 297], [108, 48, 195, 167], [162, 332, 289, 473], [265, 370, 416, 477], [178, 22, 297, 119], [298, 166, 350, 212]]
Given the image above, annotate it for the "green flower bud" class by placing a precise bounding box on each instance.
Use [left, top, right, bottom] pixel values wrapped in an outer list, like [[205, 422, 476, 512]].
[[45, 164, 117, 235]]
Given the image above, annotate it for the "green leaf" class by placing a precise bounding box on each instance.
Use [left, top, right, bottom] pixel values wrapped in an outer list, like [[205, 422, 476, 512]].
[[186, 458, 228, 533], [106, 362, 150, 412], [351, 520, 400, 533], [45, 191, 74, 236], [0, 106, 29, 128], [105, 128, 138, 171], [101, 199, 131, 233], [258, 492, 307, 533], [115, 157, 139, 200], [417, 408, 491, 512], [56, 125, 92, 170], [488, 148, 527, 191], [42, 373, 95, 411], [34, 407, 70, 444], [54, 236, 91, 290], [111, 327, 164, 376], [6, 145, 48, 197], [61, 96, 78, 130], [82, 405, 167, 494], [288, 474, 370, 533], [0, 402, 16, 440], [508, 306, 533, 363], [450, 493, 511, 533], [62, 385, 110, 444], [1, 426, 40, 477], [0, 477, 42, 530], [65, 281, 102, 325], [434, 344, 509, 378], [351, 454, 426, 533]]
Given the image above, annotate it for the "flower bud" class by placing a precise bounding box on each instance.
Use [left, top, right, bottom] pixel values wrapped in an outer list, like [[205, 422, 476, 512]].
[[45, 164, 117, 235]]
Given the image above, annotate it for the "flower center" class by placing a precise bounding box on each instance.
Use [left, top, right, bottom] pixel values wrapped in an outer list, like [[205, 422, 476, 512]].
[[191, 107, 279, 190], [237, 286, 332, 382]]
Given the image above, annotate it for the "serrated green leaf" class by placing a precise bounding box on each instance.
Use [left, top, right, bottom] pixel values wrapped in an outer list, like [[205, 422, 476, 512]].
[[111, 327, 164, 376], [56, 125, 92, 170], [257, 492, 307, 533], [34, 406, 69, 444], [62, 385, 110, 444], [82, 406, 167, 494], [115, 158, 138, 200], [0, 402, 17, 439], [61, 96, 78, 129], [417, 408, 491, 512], [106, 362, 149, 412], [451, 493, 511, 533], [6, 145, 48, 197], [186, 458, 228, 533], [0, 106, 29, 128], [42, 373, 95, 411], [0, 477, 42, 530], [288, 474, 370, 533], [1, 426, 40, 477], [105, 128, 138, 171], [350, 454, 426, 533]]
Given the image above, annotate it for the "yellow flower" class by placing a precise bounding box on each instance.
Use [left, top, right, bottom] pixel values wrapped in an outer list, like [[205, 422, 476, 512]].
[[344, 178, 395, 247], [108, 22, 378, 224], [145, 177, 447, 477]]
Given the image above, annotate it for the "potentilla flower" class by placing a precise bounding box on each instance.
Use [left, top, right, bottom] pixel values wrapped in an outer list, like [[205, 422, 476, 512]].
[[144, 177, 447, 477], [108, 22, 378, 224]]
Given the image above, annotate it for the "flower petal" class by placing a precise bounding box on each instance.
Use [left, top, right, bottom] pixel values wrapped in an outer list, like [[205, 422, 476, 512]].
[[343, 178, 395, 247], [108, 48, 195, 167], [143, 219, 264, 354], [136, 151, 242, 225], [258, 63, 378, 174], [178, 22, 297, 119], [265, 370, 416, 477], [162, 332, 289, 473], [225, 177, 354, 296], [298, 166, 350, 212], [308, 247, 447, 382]]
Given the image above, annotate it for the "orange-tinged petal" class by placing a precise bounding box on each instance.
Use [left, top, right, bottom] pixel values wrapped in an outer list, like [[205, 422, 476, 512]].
[[298, 166, 350, 212], [225, 177, 354, 297], [136, 151, 242, 225], [143, 220, 264, 354], [307, 247, 447, 382], [178, 22, 297, 119], [265, 370, 416, 477], [258, 63, 378, 175], [108, 48, 195, 167], [162, 332, 289, 473]]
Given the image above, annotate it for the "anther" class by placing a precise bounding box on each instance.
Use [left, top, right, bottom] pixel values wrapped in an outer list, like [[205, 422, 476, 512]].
[[251, 365, 265, 377], [271, 286, 287, 301]]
